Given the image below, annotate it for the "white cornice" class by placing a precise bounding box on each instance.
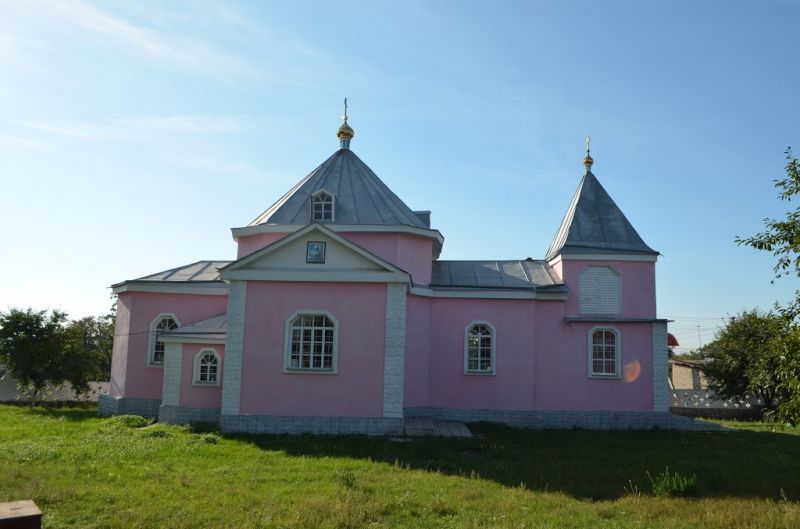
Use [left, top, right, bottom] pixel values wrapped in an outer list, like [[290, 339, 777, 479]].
[[160, 334, 226, 344], [112, 282, 228, 296], [410, 286, 567, 300], [548, 253, 658, 263], [231, 223, 445, 247], [226, 269, 408, 283]]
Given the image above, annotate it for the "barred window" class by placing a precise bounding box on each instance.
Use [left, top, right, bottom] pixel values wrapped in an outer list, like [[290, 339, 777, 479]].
[[150, 316, 179, 365], [287, 313, 336, 371], [465, 323, 495, 374], [311, 191, 334, 222], [590, 328, 619, 377], [193, 349, 220, 385]]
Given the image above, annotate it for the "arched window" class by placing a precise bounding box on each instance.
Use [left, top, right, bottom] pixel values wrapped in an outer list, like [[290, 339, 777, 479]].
[[311, 191, 334, 222], [285, 313, 337, 372], [589, 327, 620, 378], [193, 349, 220, 385], [465, 322, 495, 374], [149, 314, 179, 366]]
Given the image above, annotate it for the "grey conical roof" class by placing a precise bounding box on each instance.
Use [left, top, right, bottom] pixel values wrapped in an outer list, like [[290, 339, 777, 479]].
[[249, 148, 427, 228], [546, 171, 657, 259]]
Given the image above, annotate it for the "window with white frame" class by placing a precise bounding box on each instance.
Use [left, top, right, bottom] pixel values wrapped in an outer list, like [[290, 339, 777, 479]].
[[311, 191, 334, 222], [465, 323, 495, 374], [193, 349, 220, 385], [286, 313, 336, 371], [589, 327, 620, 377], [150, 315, 179, 365]]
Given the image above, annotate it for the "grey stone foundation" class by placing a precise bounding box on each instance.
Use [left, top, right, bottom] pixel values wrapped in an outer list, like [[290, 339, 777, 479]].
[[220, 414, 404, 436], [404, 407, 725, 432], [98, 394, 161, 418], [159, 405, 221, 425]]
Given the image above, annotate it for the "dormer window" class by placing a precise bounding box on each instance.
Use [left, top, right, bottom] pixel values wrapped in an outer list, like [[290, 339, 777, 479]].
[[311, 191, 334, 222]]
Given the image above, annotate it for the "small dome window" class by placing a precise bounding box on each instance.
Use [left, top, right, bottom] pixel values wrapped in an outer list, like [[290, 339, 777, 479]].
[[311, 190, 334, 222]]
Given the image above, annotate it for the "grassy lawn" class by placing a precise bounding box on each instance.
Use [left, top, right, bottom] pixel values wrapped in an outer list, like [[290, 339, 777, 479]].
[[1, 404, 799, 528]]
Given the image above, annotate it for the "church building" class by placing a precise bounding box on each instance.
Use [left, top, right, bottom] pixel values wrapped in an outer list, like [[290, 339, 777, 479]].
[[101, 108, 692, 434]]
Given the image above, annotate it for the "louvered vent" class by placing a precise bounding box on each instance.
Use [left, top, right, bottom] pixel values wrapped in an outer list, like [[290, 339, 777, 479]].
[[579, 266, 621, 315]]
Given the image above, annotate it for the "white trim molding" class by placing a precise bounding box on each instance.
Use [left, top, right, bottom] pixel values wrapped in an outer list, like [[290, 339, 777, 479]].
[[112, 282, 228, 296], [192, 347, 221, 386], [549, 253, 658, 263], [409, 286, 567, 301], [383, 283, 407, 418], [161, 342, 183, 406], [587, 326, 621, 379], [464, 321, 496, 375], [231, 222, 445, 247], [221, 281, 247, 415], [147, 313, 181, 367], [283, 310, 339, 374], [652, 321, 669, 412]]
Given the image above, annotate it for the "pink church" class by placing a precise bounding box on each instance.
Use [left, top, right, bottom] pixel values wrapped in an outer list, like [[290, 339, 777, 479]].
[[102, 113, 695, 435]]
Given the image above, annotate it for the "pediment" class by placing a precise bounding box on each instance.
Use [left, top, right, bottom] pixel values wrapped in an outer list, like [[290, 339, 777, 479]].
[[220, 224, 408, 283]]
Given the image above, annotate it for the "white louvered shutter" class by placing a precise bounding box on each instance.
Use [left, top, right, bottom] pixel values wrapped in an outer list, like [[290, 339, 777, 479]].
[[579, 266, 621, 315]]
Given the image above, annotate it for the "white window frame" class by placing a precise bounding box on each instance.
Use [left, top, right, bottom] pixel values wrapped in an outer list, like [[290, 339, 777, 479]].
[[147, 313, 181, 367], [588, 326, 621, 379], [192, 347, 221, 386], [311, 190, 335, 223], [464, 321, 496, 375], [283, 310, 339, 374]]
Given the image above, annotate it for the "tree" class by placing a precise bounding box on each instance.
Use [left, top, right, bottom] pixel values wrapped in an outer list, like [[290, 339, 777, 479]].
[[702, 309, 791, 410], [0, 308, 114, 405], [736, 148, 800, 320], [0, 308, 69, 406], [63, 314, 115, 392], [735, 149, 800, 424]]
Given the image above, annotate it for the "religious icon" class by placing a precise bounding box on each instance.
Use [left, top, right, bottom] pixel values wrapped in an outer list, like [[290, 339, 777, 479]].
[[306, 241, 326, 264]]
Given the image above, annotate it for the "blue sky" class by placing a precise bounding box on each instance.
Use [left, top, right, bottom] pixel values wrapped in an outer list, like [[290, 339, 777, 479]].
[[1, 0, 798, 351]]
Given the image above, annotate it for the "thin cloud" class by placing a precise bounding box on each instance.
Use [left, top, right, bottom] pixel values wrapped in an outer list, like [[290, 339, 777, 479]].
[[3, 0, 260, 80], [18, 115, 241, 140]]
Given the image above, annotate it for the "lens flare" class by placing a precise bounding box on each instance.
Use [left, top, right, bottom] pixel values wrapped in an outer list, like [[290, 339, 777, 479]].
[[623, 359, 641, 383]]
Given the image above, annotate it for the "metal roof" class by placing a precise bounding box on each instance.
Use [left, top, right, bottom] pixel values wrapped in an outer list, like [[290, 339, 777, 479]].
[[135, 261, 232, 282], [430, 260, 564, 290], [546, 171, 657, 259], [167, 313, 227, 336], [248, 148, 428, 229]]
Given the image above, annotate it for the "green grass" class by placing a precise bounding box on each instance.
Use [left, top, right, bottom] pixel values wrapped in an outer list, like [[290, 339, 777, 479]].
[[1, 404, 799, 528]]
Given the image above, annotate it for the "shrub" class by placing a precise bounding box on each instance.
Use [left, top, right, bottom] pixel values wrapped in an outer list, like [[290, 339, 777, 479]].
[[334, 468, 357, 489], [647, 467, 698, 497], [109, 415, 153, 428]]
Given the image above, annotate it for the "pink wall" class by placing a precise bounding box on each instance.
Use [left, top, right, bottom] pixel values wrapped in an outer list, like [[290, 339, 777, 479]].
[[426, 298, 537, 410], [533, 301, 654, 411], [404, 295, 430, 408], [342, 232, 433, 285], [239, 281, 387, 417], [560, 259, 656, 318], [115, 292, 229, 400], [179, 343, 224, 409], [403, 294, 655, 413], [236, 232, 290, 258]]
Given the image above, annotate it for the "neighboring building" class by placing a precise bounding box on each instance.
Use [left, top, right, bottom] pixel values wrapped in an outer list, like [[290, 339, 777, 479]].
[[669, 358, 708, 391], [669, 357, 763, 418], [100, 112, 703, 434]]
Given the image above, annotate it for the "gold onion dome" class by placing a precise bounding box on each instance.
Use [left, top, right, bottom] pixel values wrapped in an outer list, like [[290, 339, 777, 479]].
[[337, 120, 354, 141]]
